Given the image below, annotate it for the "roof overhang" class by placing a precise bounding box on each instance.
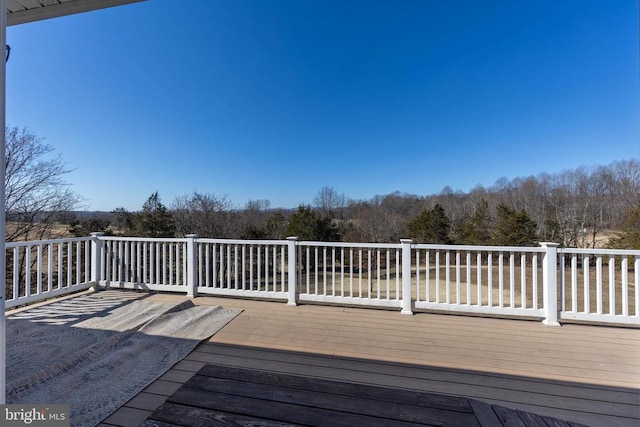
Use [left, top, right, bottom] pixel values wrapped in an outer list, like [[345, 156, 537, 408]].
[[7, 0, 145, 26]]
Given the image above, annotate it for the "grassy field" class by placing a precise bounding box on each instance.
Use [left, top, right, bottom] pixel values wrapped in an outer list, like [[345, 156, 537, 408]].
[[6, 222, 73, 242], [294, 260, 637, 317]]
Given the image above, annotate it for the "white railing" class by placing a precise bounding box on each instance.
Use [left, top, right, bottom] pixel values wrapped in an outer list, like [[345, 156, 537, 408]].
[[412, 244, 547, 319], [558, 247, 640, 325], [297, 241, 405, 310], [97, 235, 189, 293], [195, 238, 290, 300], [5, 233, 639, 326], [5, 236, 93, 308]]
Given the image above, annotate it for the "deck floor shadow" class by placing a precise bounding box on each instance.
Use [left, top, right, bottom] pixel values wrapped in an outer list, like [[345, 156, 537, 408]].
[[141, 362, 591, 427], [138, 342, 638, 427]]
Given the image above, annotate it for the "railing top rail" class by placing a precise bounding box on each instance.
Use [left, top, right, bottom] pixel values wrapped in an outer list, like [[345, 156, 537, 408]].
[[558, 247, 640, 256], [100, 236, 188, 243], [10, 235, 636, 258], [196, 238, 289, 246], [411, 243, 546, 253], [6, 236, 92, 247], [298, 241, 401, 249]]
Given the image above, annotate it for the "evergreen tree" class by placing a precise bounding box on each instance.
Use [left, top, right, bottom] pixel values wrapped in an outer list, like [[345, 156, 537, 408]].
[[135, 192, 175, 238], [68, 217, 111, 237], [607, 205, 640, 249], [456, 199, 492, 245], [284, 205, 340, 241], [111, 207, 135, 235], [239, 210, 287, 240], [407, 204, 452, 244], [493, 204, 538, 246]]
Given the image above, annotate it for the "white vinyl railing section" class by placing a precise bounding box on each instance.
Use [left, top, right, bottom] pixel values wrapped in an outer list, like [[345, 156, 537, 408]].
[[5, 236, 93, 308], [558, 247, 640, 324], [296, 241, 407, 311], [98, 235, 190, 293], [412, 244, 547, 320], [195, 238, 290, 300], [5, 233, 639, 326]]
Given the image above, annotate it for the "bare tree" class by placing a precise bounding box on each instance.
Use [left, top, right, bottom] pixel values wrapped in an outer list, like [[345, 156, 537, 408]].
[[612, 159, 640, 219], [313, 186, 345, 217], [5, 126, 81, 242], [171, 191, 235, 238], [346, 195, 407, 242], [239, 199, 272, 238]]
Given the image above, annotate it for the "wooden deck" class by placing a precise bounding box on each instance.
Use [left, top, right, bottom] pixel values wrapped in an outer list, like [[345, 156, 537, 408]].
[[95, 293, 640, 427], [140, 364, 590, 427]]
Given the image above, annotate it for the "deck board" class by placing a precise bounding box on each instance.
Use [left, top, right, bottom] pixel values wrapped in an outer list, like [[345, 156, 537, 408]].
[[143, 364, 593, 427], [193, 365, 474, 415], [187, 345, 639, 416], [99, 292, 639, 427]]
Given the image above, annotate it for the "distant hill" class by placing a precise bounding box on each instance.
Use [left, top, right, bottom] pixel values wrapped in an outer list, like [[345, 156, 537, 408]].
[[70, 211, 113, 220]]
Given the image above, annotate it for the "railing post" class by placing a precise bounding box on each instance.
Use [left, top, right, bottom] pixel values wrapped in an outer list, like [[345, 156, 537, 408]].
[[186, 234, 199, 298], [90, 232, 104, 291], [287, 236, 298, 306], [540, 242, 561, 326], [401, 239, 414, 315]]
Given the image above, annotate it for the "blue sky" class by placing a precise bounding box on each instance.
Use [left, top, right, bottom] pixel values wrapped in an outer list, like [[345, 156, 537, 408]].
[[6, 0, 639, 211]]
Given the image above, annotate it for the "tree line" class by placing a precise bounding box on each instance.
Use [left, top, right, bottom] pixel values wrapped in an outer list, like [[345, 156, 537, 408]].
[[68, 158, 640, 249], [6, 126, 638, 248]]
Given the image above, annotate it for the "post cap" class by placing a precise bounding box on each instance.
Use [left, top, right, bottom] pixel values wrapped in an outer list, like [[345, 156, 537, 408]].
[[539, 242, 560, 248]]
